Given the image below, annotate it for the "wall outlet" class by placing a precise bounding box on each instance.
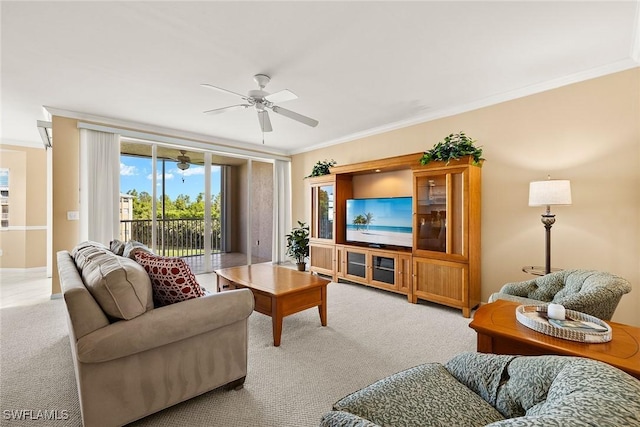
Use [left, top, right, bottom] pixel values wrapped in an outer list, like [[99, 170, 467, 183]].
[[0, 249, 3, 256]]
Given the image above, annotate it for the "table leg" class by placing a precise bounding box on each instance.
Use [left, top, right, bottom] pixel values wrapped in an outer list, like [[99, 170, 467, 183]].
[[318, 286, 327, 326], [272, 297, 283, 347], [476, 333, 494, 353]]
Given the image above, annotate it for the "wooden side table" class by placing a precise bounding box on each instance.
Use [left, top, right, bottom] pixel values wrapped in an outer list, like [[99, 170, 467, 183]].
[[469, 300, 640, 379]]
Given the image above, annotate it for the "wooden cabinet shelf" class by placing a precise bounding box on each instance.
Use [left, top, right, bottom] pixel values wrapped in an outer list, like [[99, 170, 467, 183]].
[[336, 245, 412, 297], [307, 153, 481, 317]]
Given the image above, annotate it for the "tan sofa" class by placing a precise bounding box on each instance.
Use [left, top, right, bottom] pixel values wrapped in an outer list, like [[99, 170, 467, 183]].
[[57, 243, 254, 427]]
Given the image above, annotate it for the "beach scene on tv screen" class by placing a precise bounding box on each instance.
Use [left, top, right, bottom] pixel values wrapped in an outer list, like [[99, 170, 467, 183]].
[[346, 197, 413, 247]]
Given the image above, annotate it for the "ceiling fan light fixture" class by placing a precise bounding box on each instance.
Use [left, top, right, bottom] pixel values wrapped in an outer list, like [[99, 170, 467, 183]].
[[176, 150, 190, 170]]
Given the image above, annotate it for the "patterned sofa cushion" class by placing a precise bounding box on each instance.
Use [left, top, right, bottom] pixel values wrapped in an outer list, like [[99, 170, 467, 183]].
[[492, 355, 572, 418], [333, 363, 505, 427], [72, 241, 154, 320], [524, 358, 640, 425]]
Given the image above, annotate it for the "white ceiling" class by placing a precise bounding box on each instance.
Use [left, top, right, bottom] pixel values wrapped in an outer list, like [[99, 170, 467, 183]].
[[2, 1, 639, 156]]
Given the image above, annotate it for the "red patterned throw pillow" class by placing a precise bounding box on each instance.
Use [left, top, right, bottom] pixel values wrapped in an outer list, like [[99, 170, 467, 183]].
[[133, 251, 205, 307]]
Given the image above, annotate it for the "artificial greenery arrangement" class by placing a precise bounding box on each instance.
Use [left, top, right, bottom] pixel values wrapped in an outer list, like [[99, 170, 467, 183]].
[[420, 132, 483, 166], [285, 221, 310, 270], [306, 159, 336, 178]]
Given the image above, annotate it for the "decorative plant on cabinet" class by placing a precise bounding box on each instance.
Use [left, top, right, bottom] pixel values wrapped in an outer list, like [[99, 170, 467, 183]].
[[420, 132, 483, 166]]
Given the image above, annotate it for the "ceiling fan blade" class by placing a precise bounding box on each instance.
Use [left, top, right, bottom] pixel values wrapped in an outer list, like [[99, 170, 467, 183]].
[[203, 104, 250, 115], [264, 89, 297, 104], [257, 110, 273, 132], [201, 83, 251, 102], [271, 105, 319, 127]]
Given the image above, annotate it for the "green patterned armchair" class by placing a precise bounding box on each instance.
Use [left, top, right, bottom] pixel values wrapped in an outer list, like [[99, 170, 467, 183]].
[[488, 269, 631, 320], [320, 352, 640, 427]]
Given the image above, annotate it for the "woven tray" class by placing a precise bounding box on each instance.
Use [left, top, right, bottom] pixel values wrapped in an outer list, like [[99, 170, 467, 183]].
[[515, 305, 612, 343]]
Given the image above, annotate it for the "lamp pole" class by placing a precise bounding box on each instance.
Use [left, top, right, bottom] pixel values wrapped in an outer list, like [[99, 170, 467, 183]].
[[541, 205, 556, 275], [529, 177, 571, 276]]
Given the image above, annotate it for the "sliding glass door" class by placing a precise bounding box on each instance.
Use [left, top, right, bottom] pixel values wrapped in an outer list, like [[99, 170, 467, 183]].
[[119, 143, 222, 273]]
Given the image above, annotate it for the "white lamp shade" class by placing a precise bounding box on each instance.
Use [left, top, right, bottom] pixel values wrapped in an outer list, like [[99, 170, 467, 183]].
[[529, 180, 572, 206]]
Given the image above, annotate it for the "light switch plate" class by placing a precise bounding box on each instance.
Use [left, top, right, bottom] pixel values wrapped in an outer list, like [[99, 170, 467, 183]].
[[67, 211, 79, 220]]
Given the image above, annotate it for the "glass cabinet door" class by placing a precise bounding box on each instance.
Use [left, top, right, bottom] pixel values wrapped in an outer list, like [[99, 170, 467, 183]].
[[415, 170, 465, 256], [312, 184, 334, 240], [371, 254, 395, 284], [346, 251, 366, 278]]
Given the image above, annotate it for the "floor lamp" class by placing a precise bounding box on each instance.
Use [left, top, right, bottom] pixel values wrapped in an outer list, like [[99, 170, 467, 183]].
[[529, 177, 572, 275]]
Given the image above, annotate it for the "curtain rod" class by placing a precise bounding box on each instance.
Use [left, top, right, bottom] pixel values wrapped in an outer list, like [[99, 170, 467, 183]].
[[76, 121, 290, 163]]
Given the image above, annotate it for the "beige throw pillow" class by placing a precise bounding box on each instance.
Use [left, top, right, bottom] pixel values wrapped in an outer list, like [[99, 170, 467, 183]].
[[73, 242, 154, 320]]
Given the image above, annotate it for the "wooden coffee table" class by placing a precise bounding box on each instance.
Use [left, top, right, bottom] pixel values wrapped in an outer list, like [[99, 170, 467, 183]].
[[215, 263, 330, 347], [469, 300, 640, 379]]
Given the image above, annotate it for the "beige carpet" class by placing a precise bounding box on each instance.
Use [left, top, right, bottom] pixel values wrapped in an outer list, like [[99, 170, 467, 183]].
[[0, 281, 476, 427]]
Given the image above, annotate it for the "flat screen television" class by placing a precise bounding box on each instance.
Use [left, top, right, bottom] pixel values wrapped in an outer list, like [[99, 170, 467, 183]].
[[345, 197, 413, 248]]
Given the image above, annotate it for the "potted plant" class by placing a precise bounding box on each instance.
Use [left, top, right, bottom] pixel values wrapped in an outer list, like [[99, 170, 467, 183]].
[[306, 159, 336, 178], [420, 132, 483, 166], [286, 221, 310, 271]]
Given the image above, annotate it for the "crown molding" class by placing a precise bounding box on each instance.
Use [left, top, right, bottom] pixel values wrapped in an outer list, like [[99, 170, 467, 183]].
[[43, 106, 290, 158], [291, 59, 640, 155], [0, 139, 45, 149], [631, 0, 640, 63]]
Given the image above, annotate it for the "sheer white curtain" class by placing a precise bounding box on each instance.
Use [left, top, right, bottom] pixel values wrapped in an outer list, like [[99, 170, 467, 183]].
[[79, 129, 121, 245], [272, 159, 292, 264]]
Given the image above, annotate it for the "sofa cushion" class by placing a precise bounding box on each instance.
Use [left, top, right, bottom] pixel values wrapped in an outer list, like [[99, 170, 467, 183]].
[[109, 239, 126, 256], [525, 358, 640, 425], [73, 242, 154, 320], [133, 251, 205, 307], [333, 363, 505, 427], [444, 352, 516, 409], [493, 355, 571, 418], [122, 240, 153, 259]]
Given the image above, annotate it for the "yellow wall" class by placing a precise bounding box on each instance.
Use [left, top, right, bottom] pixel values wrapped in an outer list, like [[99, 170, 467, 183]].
[[51, 116, 81, 294], [0, 145, 47, 268], [292, 68, 640, 326]]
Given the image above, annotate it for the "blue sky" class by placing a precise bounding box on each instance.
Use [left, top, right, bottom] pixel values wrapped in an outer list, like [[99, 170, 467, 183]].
[[120, 155, 221, 201]]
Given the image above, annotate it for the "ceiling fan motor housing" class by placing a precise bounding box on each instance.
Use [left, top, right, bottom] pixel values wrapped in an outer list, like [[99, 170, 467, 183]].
[[248, 89, 269, 101], [253, 74, 270, 89]]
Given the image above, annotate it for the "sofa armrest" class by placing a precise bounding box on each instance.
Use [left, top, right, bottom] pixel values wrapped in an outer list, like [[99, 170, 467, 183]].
[[320, 411, 381, 427], [498, 279, 539, 298], [76, 289, 254, 363]]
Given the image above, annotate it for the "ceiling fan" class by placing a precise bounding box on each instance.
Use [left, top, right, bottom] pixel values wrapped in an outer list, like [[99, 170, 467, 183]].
[[201, 74, 319, 133], [176, 150, 190, 170]]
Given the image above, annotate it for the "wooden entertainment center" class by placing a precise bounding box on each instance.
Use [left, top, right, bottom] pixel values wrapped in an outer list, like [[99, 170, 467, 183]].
[[308, 152, 482, 317]]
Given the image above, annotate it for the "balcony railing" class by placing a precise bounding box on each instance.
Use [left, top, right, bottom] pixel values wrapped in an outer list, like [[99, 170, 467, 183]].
[[120, 218, 222, 258]]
